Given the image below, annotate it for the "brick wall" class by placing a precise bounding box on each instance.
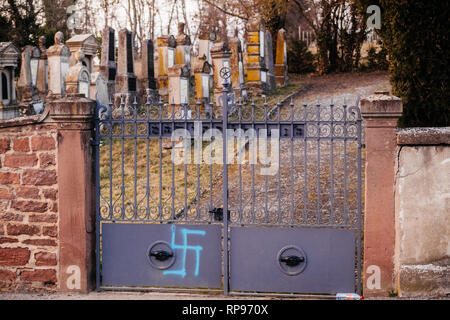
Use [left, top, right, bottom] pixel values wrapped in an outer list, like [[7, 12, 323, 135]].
[[0, 122, 59, 292]]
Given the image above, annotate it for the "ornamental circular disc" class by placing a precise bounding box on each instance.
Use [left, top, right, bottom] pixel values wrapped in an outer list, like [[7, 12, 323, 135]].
[[219, 67, 231, 80], [147, 241, 176, 270], [276, 245, 307, 276]]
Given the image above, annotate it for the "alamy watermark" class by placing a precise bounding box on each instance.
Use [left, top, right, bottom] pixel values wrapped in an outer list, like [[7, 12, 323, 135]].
[[171, 121, 280, 176]]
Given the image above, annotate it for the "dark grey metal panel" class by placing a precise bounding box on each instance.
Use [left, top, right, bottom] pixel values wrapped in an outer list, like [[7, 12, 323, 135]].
[[102, 223, 222, 289], [230, 226, 355, 294]]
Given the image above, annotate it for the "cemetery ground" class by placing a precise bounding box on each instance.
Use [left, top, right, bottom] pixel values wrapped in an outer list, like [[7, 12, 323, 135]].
[[99, 71, 390, 224]]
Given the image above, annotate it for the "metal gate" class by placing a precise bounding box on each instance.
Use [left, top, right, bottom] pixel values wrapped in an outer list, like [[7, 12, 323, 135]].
[[94, 74, 363, 296]]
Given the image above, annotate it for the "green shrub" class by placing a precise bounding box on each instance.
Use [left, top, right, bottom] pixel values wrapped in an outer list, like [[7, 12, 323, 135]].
[[287, 38, 316, 74], [359, 0, 450, 127]]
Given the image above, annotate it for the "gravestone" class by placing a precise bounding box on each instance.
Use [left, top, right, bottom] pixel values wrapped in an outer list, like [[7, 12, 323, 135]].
[[193, 54, 212, 106], [229, 28, 247, 100], [0, 42, 20, 119], [137, 39, 158, 103], [265, 30, 276, 91], [115, 29, 138, 107], [17, 46, 40, 103], [36, 36, 48, 100], [66, 34, 100, 74], [65, 51, 91, 98], [100, 27, 117, 98], [92, 72, 109, 108], [211, 41, 232, 114], [156, 35, 176, 99], [175, 22, 191, 68], [47, 31, 71, 97], [275, 29, 288, 87], [168, 64, 190, 112], [245, 14, 268, 95]]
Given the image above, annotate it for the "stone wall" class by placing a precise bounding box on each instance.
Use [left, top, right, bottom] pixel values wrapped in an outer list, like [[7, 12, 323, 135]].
[[0, 95, 95, 293], [0, 118, 58, 291], [394, 127, 450, 297]]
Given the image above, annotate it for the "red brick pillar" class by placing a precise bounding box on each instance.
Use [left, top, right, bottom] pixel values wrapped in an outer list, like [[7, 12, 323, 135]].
[[361, 92, 402, 297], [47, 94, 96, 293]]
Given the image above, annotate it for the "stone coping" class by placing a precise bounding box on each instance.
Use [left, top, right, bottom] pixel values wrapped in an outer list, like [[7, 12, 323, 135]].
[[397, 127, 450, 146]]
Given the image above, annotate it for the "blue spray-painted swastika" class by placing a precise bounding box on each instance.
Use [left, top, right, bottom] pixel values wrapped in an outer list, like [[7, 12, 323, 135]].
[[163, 225, 206, 278]]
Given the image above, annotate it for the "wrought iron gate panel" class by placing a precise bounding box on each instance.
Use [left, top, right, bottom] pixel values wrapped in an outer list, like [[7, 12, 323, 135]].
[[94, 80, 363, 295]]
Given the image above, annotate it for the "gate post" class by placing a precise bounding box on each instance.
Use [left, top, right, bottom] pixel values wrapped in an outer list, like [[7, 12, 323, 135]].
[[46, 94, 96, 293], [360, 92, 402, 297]]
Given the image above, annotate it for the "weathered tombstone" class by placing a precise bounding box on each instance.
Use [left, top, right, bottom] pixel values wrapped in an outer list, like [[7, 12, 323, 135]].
[[211, 40, 232, 113], [193, 54, 212, 105], [245, 14, 268, 95], [36, 36, 48, 100], [0, 42, 20, 119], [91, 72, 109, 108], [265, 30, 276, 91], [156, 35, 176, 99], [47, 31, 71, 97], [168, 64, 190, 111], [175, 22, 191, 67], [100, 27, 117, 98], [66, 34, 100, 74], [115, 28, 138, 106], [137, 39, 158, 103], [65, 51, 91, 98], [17, 46, 40, 103], [229, 28, 247, 100], [275, 29, 288, 87]]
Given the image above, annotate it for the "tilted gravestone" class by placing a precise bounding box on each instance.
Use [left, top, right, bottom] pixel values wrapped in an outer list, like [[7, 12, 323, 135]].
[[17, 45, 40, 103], [36, 36, 48, 100]]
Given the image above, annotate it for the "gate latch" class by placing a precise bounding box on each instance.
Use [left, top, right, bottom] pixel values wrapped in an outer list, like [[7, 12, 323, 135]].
[[279, 255, 305, 267], [209, 208, 231, 222], [150, 250, 173, 261]]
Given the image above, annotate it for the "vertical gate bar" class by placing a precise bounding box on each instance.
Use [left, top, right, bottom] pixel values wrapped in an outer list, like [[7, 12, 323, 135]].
[[196, 99, 201, 220], [120, 98, 125, 219], [303, 102, 308, 223], [316, 102, 321, 224], [109, 101, 113, 220], [356, 99, 363, 295], [222, 81, 229, 294], [94, 101, 101, 290], [158, 101, 163, 220], [133, 98, 137, 220], [146, 100, 151, 219], [238, 100, 243, 223], [171, 102, 175, 220], [209, 102, 213, 221], [277, 100, 281, 224], [264, 99, 268, 223], [330, 100, 335, 224], [343, 102, 348, 224], [251, 99, 256, 224], [290, 99, 294, 224], [183, 102, 188, 220]]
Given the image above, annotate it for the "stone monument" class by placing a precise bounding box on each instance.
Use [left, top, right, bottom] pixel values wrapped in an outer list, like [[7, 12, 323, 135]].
[[46, 31, 71, 97]]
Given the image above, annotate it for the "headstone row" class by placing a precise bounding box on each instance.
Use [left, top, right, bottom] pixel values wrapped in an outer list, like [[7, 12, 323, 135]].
[[0, 20, 289, 119]]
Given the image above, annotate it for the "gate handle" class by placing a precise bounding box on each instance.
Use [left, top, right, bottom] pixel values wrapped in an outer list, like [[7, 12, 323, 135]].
[[150, 250, 173, 261], [279, 255, 305, 267]]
